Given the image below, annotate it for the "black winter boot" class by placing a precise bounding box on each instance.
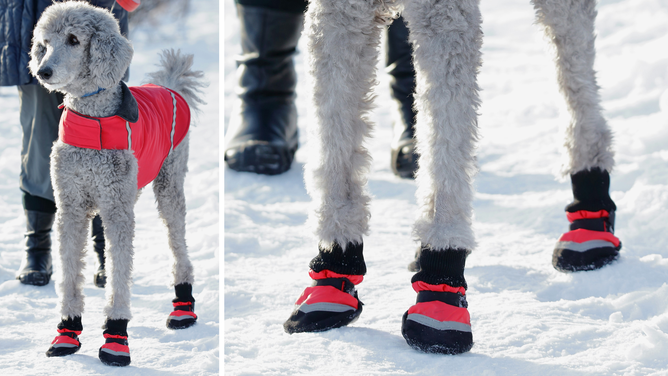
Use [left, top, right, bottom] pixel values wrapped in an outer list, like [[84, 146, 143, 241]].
[[16, 210, 55, 286], [99, 318, 131, 366], [91, 215, 107, 288], [402, 246, 473, 355], [284, 242, 366, 334], [224, 5, 302, 175], [553, 168, 621, 272], [387, 16, 419, 179]]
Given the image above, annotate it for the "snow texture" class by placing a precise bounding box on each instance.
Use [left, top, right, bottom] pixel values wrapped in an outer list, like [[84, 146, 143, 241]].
[[225, 0, 668, 374], [0, 0, 219, 374]]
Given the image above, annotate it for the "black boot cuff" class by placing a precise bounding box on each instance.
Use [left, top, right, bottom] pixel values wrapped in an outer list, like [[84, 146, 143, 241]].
[[102, 318, 129, 336], [58, 316, 83, 332], [173, 283, 195, 303], [309, 242, 367, 276], [411, 247, 468, 289], [566, 168, 616, 213]]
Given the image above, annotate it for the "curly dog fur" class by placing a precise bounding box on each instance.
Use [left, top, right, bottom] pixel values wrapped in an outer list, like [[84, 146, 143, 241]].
[[304, 0, 614, 254], [29, 1, 204, 328]]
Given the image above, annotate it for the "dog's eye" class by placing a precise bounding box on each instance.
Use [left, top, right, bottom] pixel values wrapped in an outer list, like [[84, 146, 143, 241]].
[[67, 34, 79, 46]]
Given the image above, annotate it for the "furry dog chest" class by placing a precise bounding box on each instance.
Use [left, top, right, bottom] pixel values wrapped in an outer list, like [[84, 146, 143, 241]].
[[59, 83, 190, 189]]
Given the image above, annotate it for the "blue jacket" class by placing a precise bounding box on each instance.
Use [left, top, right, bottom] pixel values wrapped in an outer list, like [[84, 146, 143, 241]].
[[0, 0, 128, 86]]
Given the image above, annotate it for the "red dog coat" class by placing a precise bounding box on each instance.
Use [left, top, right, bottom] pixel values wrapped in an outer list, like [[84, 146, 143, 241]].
[[59, 83, 190, 189]]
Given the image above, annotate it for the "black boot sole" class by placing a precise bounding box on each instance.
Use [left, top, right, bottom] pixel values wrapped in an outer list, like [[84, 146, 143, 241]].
[[99, 349, 131, 367], [552, 244, 621, 272], [17, 271, 51, 286], [225, 142, 298, 176], [283, 303, 363, 334], [401, 311, 473, 355]]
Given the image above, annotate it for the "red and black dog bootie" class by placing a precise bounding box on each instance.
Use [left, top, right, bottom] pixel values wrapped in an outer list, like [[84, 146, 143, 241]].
[[402, 247, 473, 355], [99, 318, 131, 367], [553, 168, 621, 272], [46, 316, 82, 357], [167, 283, 198, 329], [284, 242, 366, 334]]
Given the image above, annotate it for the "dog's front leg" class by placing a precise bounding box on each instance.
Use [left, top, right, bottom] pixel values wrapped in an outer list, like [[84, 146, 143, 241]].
[[303, 0, 399, 251], [282, 0, 400, 334], [94, 150, 137, 366], [46, 143, 94, 358], [400, 0, 482, 354]]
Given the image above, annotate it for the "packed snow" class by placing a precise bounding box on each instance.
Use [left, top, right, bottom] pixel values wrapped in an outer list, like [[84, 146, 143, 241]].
[[224, 0, 668, 374], [0, 0, 219, 374]]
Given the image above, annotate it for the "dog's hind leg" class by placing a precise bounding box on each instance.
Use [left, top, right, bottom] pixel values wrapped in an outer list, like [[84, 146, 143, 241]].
[[152, 137, 197, 329], [400, 0, 482, 354], [532, 0, 620, 272]]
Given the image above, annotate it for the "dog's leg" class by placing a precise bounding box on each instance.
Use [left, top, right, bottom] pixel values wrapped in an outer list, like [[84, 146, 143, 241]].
[[400, 0, 482, 354], [93, 150, 137, 366], [531, 0, 614, 174], [283, 0, 400, 334], [46, 143, 93, 357], [152, 138, 197, 329], [92, 151, 138, 322], [532, 0, 620, 272]]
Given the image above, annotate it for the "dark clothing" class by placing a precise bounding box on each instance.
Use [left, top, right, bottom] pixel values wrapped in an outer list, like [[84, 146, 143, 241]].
[[2, 0, 129, 202], [0, 0, 129, 87], [235, 0, 308, 14]]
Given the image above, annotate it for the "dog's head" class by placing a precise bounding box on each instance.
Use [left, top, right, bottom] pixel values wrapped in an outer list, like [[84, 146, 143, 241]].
[[29, 1, 133, 96]]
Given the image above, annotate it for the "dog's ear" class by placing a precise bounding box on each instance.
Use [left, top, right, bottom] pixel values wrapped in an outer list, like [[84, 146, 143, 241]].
[[88, 26, 134, 88]]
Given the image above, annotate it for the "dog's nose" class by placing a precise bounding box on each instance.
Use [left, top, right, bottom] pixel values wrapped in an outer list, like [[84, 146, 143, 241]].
[[37, 67, 53, 80]]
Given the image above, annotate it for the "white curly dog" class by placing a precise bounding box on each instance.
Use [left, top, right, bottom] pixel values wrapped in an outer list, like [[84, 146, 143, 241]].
[[29, 1, 205, 366]]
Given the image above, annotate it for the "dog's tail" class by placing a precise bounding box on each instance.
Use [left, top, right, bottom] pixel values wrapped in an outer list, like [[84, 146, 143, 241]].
[[145, 49, 207, 115]]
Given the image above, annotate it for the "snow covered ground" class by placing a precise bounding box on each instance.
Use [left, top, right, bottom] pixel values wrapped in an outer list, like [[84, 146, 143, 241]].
[[0, 0, 219, 374], [224, 0, 668, 374]]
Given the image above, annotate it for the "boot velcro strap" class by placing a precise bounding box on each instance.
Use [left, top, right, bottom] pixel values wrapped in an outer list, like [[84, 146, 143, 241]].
[[416, 291, 468, 308], [173, 301, 195, 311], [569, 216, 615, 233], [312, 277, 356, 295], [103, 333, 128, 345]]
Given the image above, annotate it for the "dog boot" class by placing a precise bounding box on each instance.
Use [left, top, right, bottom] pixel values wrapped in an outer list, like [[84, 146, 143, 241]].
[[553, 168, 621, 272], [387, 16, 419, 179], [99, 318, 131, 367], [167, 283, 198, 329], [284, 242, 366, 334], [16, 209, 55, 286], [224, 5, 301, 175], [91, 215, 107, 288], [46, 316, 82, 357], [402, 247, 473, 354]]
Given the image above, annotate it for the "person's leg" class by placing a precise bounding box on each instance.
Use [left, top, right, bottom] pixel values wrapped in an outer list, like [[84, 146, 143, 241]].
[[401, 0, 482, 354], [386, 15, 419, 179], [224, 0, 307, 175], [283, 0, 398, 333], [531, 0, 620, 272], [16, 84, 109, 286], [15, 84, 61, 286]]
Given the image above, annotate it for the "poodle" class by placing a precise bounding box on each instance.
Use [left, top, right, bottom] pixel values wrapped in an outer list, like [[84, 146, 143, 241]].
[[284, 0, 621, 354], [29, 1, 205, 366]]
